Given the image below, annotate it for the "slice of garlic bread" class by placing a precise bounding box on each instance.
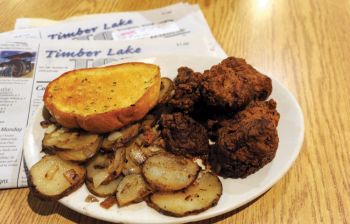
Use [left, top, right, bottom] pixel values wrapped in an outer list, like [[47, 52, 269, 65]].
[[44, 63, 161, 133]]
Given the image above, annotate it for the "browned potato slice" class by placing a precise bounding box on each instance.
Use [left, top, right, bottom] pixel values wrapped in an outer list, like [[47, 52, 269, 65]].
[[142, 153, 199, 191], [116, 174, 151, 207], [86, 176, 123, 197], [56, 142, 100, 162], [42, 126, 102, 162], [148, 172, 222, 217], [158, 77, 174, 104], [43, 126, 101, 152], [101, 123, 141, 150], [87, 153, 109, 180], [30, 155, 85, 200], [86, 153, 114, 187], [86, 150, 125, 188]]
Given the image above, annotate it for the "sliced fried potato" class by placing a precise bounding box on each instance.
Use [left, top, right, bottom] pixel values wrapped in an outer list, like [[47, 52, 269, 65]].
[[56, 142, 100, 162], [43, 127, 101, 151], [92, 170, 111, 188], [158, 77, 174, 104], [86, 149, 125, 188], [116, 174, 151, 207], [142, 153, 199, 191], [101, 123, 141, 150], [148, 172, 222, 217], [86, 153, 114, 187], [42, 126, 102, 162], [30, 155, 85, 200], [86, 176, 123, 197]]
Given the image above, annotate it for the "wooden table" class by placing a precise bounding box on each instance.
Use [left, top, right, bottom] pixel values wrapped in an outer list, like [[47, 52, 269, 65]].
[[1, 0, 349, 223]]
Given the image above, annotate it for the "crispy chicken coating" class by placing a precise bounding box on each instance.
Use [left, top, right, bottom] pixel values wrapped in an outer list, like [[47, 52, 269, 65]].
[[209, 99, 280, 178], [201, 57, 272, 111], [169, 67, 202, 113], [160, 112, 209, 156], [164, 57, 279, 178]]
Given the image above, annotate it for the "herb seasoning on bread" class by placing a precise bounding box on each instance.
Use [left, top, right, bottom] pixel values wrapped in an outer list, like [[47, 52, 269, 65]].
[[44, 63, 161, 133]]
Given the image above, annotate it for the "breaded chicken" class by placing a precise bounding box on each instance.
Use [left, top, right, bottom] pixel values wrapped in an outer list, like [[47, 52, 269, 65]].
[[201, 57, 272, 111], [209, 99, 280, 178], [160, 112, 209, 156], [169, 67, 202, 113]]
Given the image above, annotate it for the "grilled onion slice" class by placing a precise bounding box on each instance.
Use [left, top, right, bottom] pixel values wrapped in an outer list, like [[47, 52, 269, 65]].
[[86, 176, 123, 197], [116, 174, 151, 207], [101, 123, 141, 150]]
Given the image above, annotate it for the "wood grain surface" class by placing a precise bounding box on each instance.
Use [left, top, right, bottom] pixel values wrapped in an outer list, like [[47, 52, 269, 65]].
[[1, 0, 350, 223]]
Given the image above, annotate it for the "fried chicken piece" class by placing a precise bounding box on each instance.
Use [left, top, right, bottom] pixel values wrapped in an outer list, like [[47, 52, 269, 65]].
[[201, 57, 272, 111], [169, 67, 202, 113], [209, 99, 280, 178], [225, 99, 279, 127], [202, 112, 233, 141], [160, 112, 209, 156]]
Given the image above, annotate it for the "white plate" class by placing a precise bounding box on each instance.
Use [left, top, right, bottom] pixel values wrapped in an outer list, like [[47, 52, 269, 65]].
[[24, 56, 304, 224]]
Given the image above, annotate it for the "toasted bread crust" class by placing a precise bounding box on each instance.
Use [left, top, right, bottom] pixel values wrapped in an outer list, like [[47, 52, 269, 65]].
[[44, 63, 161, 133]]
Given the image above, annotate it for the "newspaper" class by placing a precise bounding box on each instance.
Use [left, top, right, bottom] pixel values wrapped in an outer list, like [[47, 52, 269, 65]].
[[0, 3, 226, 189], [0, 30, 41, 40], [0, 36, 222, 189], [12, 3, 225, 57], [14, 3, 189, 29]]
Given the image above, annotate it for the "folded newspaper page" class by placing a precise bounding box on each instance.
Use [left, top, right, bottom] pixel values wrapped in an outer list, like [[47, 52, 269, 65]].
[[0, 30, 41, 40], [0, 36, 222, 189], [13, 3, 225, 57], [14, 3, 189, 29]]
